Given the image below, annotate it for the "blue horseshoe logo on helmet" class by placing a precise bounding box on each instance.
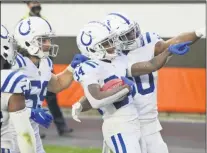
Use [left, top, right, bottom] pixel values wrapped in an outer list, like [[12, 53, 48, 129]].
[[1, 25, 9, 39], [106, 20, 111, 28], [80, 31, 92, 46], [19, 20, 31, 36]]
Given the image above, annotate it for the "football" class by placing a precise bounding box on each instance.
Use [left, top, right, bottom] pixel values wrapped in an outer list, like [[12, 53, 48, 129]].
[[101, 78, 124, 91]]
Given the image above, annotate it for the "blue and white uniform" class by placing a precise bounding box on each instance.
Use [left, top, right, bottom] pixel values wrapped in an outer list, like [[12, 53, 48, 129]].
[[74, 53, 142, 153], [11, 53, 53, 153], [1, 69, 30, 152], [127, 32, 168, 153]]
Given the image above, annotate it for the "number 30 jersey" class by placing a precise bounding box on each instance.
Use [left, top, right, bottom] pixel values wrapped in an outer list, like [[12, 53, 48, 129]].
[[1, 69, 31, 149], [12, 53, 53, 109], [73, 53, 138, 122], [127, 32, 162, 120]]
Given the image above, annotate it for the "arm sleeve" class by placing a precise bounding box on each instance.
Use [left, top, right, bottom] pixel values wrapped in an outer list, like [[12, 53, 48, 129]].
[[148, 32, 163, 45], [9, 108, 36, 153], [1, 70, 31, 94]]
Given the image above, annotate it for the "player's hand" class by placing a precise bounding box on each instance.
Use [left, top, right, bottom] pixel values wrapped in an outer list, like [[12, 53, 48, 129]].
[[71, 54, 89, 68], [168, 41, 191, 55], [68, 54, 89, 72], [30, 108, 53, 129], [72, 102, 83, 122], [121, 76, 134, 94]]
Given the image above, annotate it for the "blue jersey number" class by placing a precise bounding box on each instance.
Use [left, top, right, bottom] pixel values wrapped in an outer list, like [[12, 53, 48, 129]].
[[132, 73, 155, 95], [25, 80, 48, 108], [75, 61, 98, 82], [75, 67, 85, 82]]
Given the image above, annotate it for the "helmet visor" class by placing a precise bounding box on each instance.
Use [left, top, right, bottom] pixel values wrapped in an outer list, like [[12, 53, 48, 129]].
[[35, 34, 59, 57]]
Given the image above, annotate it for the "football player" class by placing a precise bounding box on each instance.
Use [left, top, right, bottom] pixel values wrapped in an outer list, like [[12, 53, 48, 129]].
[[72, 21, 191, 153], [1, 25, 36, 153], [102, 12, 205, 153], [11, 17, 87, 153]]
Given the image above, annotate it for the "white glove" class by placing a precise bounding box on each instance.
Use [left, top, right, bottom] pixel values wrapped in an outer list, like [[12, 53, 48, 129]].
[[195, 28, 205, 38], [72, 102, 83, 122]]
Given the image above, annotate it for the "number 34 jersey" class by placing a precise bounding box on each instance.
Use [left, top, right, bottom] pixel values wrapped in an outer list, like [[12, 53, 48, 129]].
[[12, 53, 53, 109], [73, 53, 138, 123], [127, 32, 162, 120]]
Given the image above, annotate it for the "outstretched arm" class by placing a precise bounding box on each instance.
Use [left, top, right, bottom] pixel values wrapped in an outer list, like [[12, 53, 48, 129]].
[[47, 68, 73, 93], [129, 41, 190, 76], [130, 49, 171, 76], [47, 54, 89, 93], [154, 28, 205, 56]]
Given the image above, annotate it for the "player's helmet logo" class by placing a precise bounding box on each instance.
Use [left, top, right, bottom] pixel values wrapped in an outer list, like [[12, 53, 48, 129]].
[[81, 31, 92, 46], [19, 20, 31, 36], [1, 25, 9, 39]]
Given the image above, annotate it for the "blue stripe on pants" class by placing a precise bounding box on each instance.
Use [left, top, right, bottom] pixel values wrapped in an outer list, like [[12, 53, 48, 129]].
[[111, 135, 119, 153], [118, 133, 127, 153]]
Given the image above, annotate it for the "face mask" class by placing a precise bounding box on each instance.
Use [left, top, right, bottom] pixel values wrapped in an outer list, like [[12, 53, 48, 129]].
[[31, 5, 42, 16]]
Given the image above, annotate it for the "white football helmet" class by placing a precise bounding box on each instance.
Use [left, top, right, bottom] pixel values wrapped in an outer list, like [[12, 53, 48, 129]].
[[104, 12, 144, 51], [1, 25, 17, 65], [76, 21, 121, 60], [14, 16, 59, 58]]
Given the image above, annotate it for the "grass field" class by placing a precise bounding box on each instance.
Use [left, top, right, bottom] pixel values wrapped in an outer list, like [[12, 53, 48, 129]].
[[44, 145, 102, 153]]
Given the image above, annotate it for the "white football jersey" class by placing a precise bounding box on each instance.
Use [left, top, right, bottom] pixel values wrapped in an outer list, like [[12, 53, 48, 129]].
[[74, 53, 138, 122], [11, 53, 53, 135], [1, 69, 31, 149], [127, 32, 162, 120], [12, 53, 53, 109]]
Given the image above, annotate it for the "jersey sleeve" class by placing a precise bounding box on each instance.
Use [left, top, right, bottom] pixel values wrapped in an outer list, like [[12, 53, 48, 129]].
[[143, 32, 163, 46], [1, 70, 31, 95], [73, 60, 100, 87]]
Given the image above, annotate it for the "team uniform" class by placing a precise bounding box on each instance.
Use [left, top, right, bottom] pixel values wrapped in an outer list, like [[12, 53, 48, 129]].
[[1, 69, 30, 152], [74, 54, 142, 153], [11, 53, 53, 153], [127, 32, 168, 153]]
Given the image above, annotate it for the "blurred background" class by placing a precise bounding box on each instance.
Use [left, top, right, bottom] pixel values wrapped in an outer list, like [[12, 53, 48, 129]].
[[1, 0, 206, 153]]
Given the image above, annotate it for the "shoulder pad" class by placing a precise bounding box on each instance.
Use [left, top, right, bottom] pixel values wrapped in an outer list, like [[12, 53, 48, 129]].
[[143, 32, 163, 45], [73, 60, 100, 82], [1, 70, 31, 94], [40, 57, 53, 71], [13, 53, 27, 69]]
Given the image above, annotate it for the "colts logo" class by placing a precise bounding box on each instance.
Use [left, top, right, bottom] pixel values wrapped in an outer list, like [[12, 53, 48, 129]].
[[0, 25, 9, 39], [80, 31, 92, 46], [106, 20, 111, 28], [19, 20, 31, 36]]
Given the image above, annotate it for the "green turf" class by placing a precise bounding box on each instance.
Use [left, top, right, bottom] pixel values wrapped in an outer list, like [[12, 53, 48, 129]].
[[44, 145, 102, 153]]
